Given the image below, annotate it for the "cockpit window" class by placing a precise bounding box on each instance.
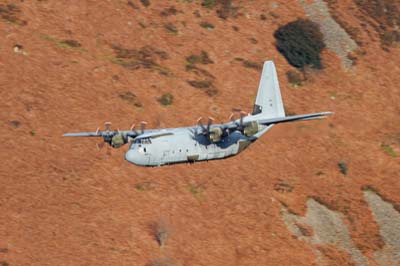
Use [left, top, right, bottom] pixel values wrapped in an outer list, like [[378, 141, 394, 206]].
[[134, 138, 152, 144]]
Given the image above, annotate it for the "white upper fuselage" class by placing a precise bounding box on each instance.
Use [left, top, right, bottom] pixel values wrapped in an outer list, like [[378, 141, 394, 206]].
[[124, 124, 272, 166]]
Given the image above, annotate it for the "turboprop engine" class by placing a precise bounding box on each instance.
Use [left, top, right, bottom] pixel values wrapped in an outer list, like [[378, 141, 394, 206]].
[[111, 133, 128, 148], [243, 121, 259, 136], [209, 127, 223, 142], [94, 121, 147, 150]]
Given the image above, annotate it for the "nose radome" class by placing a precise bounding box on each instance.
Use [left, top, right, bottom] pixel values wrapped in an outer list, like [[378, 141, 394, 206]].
[[125, 150, 136, 163]]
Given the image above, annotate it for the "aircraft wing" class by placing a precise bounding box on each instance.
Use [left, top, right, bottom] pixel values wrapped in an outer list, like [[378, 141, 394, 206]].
[[220, 112, 333, 131], [63, 130, 140, 138], [63, 132, 104, 137]]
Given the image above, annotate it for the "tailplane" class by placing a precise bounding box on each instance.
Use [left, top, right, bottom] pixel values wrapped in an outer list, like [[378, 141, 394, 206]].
[[252, 61, 285, 119]]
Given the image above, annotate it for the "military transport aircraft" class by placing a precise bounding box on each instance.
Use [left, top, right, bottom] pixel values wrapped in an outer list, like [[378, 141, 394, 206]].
[[64, 61, 332, 167]]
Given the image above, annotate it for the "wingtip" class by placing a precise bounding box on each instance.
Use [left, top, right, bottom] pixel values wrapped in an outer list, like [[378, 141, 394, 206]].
[[321, 111, 334, 116]]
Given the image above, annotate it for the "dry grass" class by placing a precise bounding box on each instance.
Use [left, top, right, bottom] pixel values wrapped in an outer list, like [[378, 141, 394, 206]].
[[0, 4, 26, 25], [111, 45, 171, 75], [160, 7, 178, 16], [287, 69, 306, 87], [140, 0, 150, 7], [199, 21, 215, 30], [201, 0, 239, 19], [164, 23, 178, 34], [147, 257, 175, 266], [242, 60, 262, 70], [119, 92, 142, 108]]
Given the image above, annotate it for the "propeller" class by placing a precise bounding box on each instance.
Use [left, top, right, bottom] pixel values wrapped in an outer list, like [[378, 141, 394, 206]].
[[239, 111, 247, 131], [64, 120, 149, 152], [140, 121, 147, 134], [95, 122, 115, 153], [130, 123, 138, 134], [228, 111, 247, 133], [197, 116, 214, 135]]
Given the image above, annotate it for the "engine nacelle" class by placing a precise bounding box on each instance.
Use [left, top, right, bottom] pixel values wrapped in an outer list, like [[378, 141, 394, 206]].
[[209, 127, 223, 142], [111, 133, 127, 148], [243, 121, 259, 136]]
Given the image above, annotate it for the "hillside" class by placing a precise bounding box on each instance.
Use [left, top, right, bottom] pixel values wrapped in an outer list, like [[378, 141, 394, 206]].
[[1, 1, 399, 265]]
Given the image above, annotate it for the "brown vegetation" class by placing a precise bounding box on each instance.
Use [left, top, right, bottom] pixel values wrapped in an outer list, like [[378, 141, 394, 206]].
[[1, 1, 399, 266], [111, 45, 170, 75]]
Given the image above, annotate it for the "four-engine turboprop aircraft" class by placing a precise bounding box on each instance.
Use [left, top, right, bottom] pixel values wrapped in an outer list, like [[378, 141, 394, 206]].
[[64, 61, 332, 167]]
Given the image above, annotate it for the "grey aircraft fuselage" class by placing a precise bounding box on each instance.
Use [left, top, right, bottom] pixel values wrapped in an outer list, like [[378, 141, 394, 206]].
[[64, 61, 332, 167], [125, 124, 273, 167]]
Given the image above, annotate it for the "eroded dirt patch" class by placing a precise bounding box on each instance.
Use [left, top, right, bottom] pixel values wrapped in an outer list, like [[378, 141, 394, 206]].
[[299, 0, 358, 68], [282, 198, 368, 266], [364, 190, 400, 265]]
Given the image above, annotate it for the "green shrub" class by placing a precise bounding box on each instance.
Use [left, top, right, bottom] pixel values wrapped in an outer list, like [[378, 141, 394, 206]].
[[287, 69, 306, 86], [160, 6, 177, 16], [58, 39, 81, 49], [381, 30, 400, 46], [164, 23, 178, 34], [187, 80, 217, 96], [338, 161, 348, 175], [119, 92, 142, 107], [158, 93, 174, 106], [201, 0, 216, 8], [242, 60, 262, 70], [274, 19, 325, 69], [111, 45, 170, 75], [249, 37, 258, 44], [201, 0, 237, 19], [186, 51, 213, 65], [381, 143, 397, 157], [140, 0, 150, 7], [199, 21, 214, 30], [0, 4, 26, 25], [187, 80, 212, 88]]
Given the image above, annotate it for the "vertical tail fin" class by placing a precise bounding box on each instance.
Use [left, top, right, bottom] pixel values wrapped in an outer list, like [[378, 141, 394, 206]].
[[252, 61, 285, 119]]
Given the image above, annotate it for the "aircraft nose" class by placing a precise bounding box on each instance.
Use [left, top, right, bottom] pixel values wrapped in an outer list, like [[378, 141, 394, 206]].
[[125, 149, 136, 164]]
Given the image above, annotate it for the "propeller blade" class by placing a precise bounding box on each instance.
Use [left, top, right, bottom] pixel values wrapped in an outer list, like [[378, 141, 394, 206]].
[[207, 117, 214, 131], [106, 146, 112, 156], [96, 141, 105, 150], [104, 122, 112, 132], [140, 121, 147, 134], [229, 113, 235, 122], [130, 123, 139, 135], [197, 117, 207, 132]]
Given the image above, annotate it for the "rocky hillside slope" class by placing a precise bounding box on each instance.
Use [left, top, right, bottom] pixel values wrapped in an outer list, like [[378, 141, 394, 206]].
[[1, 1, 399, 265]]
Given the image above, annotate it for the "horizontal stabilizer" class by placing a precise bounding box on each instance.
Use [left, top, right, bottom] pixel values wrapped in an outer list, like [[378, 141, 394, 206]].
[[258, 112, 333, 125]]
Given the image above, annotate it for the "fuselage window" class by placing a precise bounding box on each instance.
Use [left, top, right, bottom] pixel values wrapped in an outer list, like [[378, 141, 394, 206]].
[[179, 149, 181, 152], [144, 147, 147, 153]]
